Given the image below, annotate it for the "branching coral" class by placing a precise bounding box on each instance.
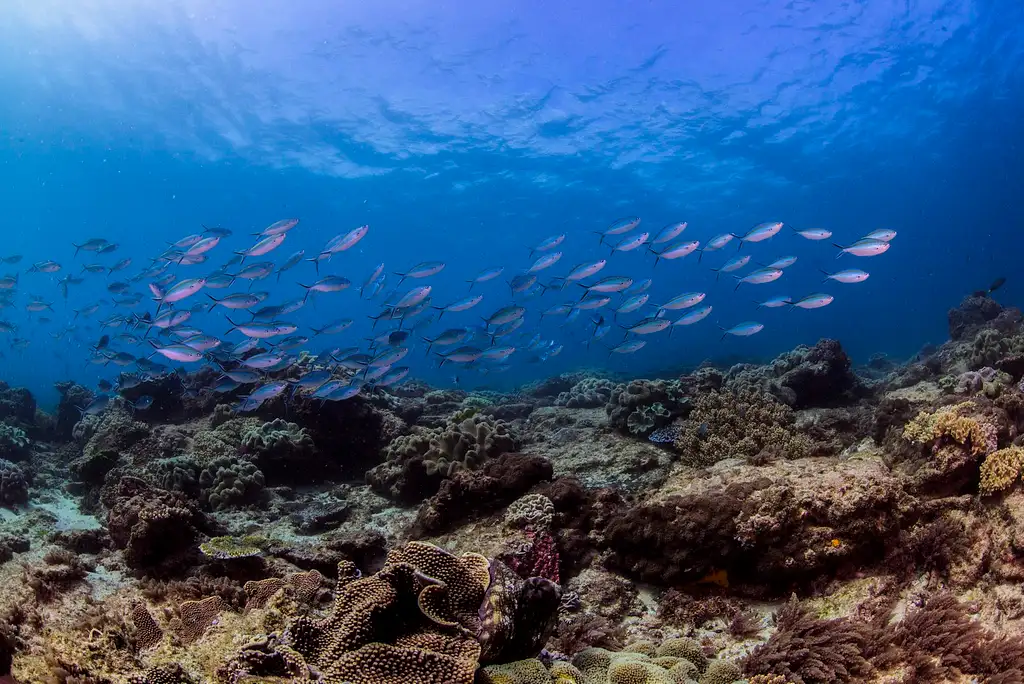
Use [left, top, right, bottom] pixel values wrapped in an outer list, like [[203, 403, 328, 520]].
[[741, 599, 874, 683], [979, 446, 1024, 494], [671, 387, 816, 466]]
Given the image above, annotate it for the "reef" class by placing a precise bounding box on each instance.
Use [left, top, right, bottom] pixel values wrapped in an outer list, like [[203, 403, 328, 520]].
[[5, 293, 1024, 684]]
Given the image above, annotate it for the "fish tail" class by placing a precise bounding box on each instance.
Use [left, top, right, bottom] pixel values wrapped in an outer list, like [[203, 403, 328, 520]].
[[734, 280, 741, 292], [466, 280, 475, 292], [697, 250, 703, 264], [653, 255, 660, 269]]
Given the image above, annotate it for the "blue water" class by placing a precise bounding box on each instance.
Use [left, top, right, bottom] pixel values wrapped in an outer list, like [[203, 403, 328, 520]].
[[0, 0, 1021, 408]]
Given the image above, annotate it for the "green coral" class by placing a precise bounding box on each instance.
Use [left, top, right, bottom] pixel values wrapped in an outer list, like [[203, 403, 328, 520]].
[[199, 534, 265, 560]]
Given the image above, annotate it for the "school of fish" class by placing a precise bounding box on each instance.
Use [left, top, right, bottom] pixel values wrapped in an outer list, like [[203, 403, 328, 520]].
[[0, 218, 895, 415]]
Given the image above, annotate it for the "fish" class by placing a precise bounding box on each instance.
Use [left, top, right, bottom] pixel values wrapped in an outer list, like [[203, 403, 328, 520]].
[[299, 276, 351, 301], [225, 319, 297, 339], [834, 239, 890, 257], [2, 255, 22, 264], [734, 267, 784, 289], [370, 347, 409, 368], [395, 261, 445, 283], [222, 369, 262, 383], [237, 233, 287, 262], [72, 238, 108, 257], [657, 292, 706, 311], [792, 293, 834, 309], [595, 217, 641, 245], [737, 222, 784, 246], [233, 262, 275, 280], [582, 276, 633, 295], [610, 232, 649, 253], [626, 278, 652, 295], [275, 250, 306, 281], [530, 234, 565, 255], [27, 260, 61, 273], [480, 346, 516, 362], [564, 260, 607, 282], [156, 278, 206, 305], [652, 221, 688, 244], [107, 281, 131, 294], [434, 294, 483, 320], [131, 396, 154, 410], [422, 328, 471, 354], [794, 227, 833, 240], [711, 255, 751, 279], [108, 258, 132, 274], [467, 267, 504, 290], [609, 339, 646, 355], [575, 294, 611, 311], [359, 263, 385, 296], [484, 305, 526, 327], [186, 236, 221, 256], [311, 318, 354, 336], [528, 252, 562, 273], [698, 233, 735, 262], [624, 317, 671, 335], [149, 343, 205, 363], [651, 239, 699, 267], [0, 275, 17, 290], [765, 256, 798, 269], [616, 294, 649, 316], [207, 293, 263, 310], [203, 225, 233, 238], [438, 346, 484, 365], [720, 321, 765, 339], [97, 243, 119, 254], [861, 229, 897, 242], [80, 394, 111, 415], [81, 264, 106, 274], [247, 381, 290, 403], [170, 234, 204, 249], [672, 305, 713, 330], [757, 295, 793, 308], [324, 225, 370, 253], [395, 286, 432, 309], [509, 274, 538, 294], [988, 277, 1006, 294], [259, 218, 299, 236], [241, 352, 287, 369], [182, 334, 222, 351], [94, 334, 110, 350], [821, 269, 870, 284], [377, 366, 411, 387]]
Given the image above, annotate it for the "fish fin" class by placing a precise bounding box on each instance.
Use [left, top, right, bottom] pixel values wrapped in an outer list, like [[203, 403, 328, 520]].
[[734, 280, 741, 292]]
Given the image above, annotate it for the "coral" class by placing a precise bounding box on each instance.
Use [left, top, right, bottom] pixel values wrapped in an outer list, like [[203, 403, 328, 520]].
[[505, 493, 555, 531], [481, 658, 551, 684], [979, 446, 1024, 494], [368, 413, 520, 503], [288, 499, 350, 534], [698, 660, 741, 684], [477, 559, 561, 664], [0, 458, 28, 508], [240, 418, 318, 483], [281, 542, 489, 684], [555, 378, 615, 409], [657, 638, 707, 673], [198, 534, 265, 560], [498, 529, 561, 584], [0, 422, 29, 460], [948, 293, 1005, 341], [656, 590, 740, 630], [741, 599, 873, 683], [128, 602, 164, 650], [726, 339, 863, 409], [55, 380, 93, 438], [901, 400, 1002, 491], [131, 663, 197, 683], [198, 456, 266, 510], [25, 549, 92, 601], [627, 402, 670, 436], [103, 476, 213, 575], [81, 408, 151, 466], [0, 381, 36, 427], [243, 569, 325, 609], [606, 379, 689, 436], [173, 595, 229, 644], [411, 453, 553, 536], [671, 387, 817, 467], [549, 613, 627, 656]]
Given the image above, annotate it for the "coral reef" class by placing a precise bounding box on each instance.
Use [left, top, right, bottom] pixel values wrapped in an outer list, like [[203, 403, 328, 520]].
[[0, 458, 28, 508], [555, 377, 614, 409], [240, 417, 318, 483], [368, 413, 519, 503], [605, 379, 689, 437], [198, 456, 266, 510]]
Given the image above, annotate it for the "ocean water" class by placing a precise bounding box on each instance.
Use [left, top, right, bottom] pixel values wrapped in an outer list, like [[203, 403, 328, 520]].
[[0, 0, 1022, 408]]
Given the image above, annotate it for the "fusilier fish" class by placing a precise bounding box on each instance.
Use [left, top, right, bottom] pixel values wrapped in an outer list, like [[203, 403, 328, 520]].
[[792, 293, 834, 309], [821, 269, 870, 284], [834, 238, 890, 257]]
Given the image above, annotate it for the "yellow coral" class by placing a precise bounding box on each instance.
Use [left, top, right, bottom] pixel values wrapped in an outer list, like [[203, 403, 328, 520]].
[[979, 446, 1024, 494], [481, 658, 551, 684]]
